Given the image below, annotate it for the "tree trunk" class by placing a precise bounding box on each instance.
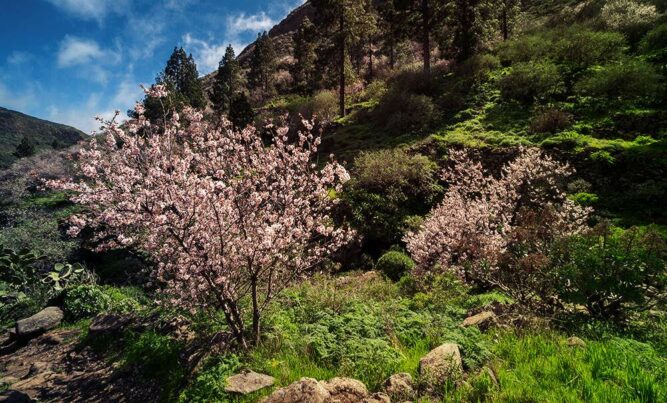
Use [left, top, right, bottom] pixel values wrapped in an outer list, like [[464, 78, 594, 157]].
[[251, 276, 261, 346], [501, 8, 509, 41], [221, 298, 248, 349], [339, 15, 346, 117], [368, 38, 374, 82], [422, 0, 431, 79], [389, 39, 395, 70]]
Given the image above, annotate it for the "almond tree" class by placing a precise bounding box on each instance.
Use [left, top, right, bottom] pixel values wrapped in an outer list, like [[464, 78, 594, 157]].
[[405, 148, 590, 301], [50, 86, 354, 347]]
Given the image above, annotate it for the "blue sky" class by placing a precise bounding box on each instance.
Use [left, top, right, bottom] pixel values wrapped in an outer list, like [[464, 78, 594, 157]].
[[0, 0, 304, 132]]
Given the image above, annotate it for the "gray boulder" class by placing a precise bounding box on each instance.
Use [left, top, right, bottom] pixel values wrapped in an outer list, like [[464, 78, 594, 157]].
[[461, 311, 496, 329], [15, 307, 63, 338], [322, 377, 369, 402], [261, 378, 330, 403], [384, 372, 415, 401], [419, 343, 463, 391], [225, 370, 275, 395]]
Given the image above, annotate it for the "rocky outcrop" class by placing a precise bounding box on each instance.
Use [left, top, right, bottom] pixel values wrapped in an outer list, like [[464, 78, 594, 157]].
[[419, 343, 463, 391], [461, 311, 496, 330], [88, 314, 133, 336], [261, 378, 331, 403], [383, 372, 415, 401], [225, 370, 275, 395], [362, 392, 391, 402], [15, 307, 63, 338], [322, 377, 369, 402]]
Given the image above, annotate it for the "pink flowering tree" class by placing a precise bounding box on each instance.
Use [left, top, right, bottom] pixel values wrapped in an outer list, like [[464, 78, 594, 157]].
[[50, 86, 354, 347], [405, 148, 591, 305]]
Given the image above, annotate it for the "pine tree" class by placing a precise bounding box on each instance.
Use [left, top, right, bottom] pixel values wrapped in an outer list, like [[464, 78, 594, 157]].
[[499, 0, 521, 41], [248, 32, 277, 102], [291, 17, 318, 94], [143, 47, 206, 121], [210, 45, 241, 113], [312, 0, 377, 117], [13, 136, 35, 159], [229, 92, 254, 129], [377, 0, 409, 70], [450, 0, 496, 61]]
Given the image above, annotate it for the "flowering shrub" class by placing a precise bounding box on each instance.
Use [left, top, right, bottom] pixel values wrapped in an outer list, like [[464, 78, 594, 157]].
[[50, 86, 354, 347], [405, 148, 590, 305]]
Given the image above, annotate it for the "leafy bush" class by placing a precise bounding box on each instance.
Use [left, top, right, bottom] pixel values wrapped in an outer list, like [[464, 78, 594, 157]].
[[374, 91, 437, 133], [310, 89, 339, 122], [102, 286, 144, 314], [500, 61, 564, 104], [64, 285, 111, 320], [377, 251, 415, 281], [178, 355, 241, 402], [457, 54, 501, 79], [569, 192, 600, 207], [575, 59, 663, 100], [551, 224, 666, 319], [600, 0, 659, 45], [641, 23, 667, 65], [553, 28, 626, 73], [529, 108, 573, 134], [342, 149, 440, 249], [496, 34, 554, 64]]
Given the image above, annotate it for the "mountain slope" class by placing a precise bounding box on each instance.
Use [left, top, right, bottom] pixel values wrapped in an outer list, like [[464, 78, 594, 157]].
[[0, 107, 86, 168]]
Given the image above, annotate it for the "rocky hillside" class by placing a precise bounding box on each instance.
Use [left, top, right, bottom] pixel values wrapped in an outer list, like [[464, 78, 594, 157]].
[[0, 107, 85, 168]]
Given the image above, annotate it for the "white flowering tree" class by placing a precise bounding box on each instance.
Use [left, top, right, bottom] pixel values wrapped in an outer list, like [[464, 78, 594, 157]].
[[51, 86, 354, 347]]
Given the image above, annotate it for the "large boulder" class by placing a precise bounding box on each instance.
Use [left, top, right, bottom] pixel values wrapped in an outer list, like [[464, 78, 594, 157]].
[[362, 392, 391, 403], [419, 343, 463, 391], [15, 307, 63, 338], [225, 370, 275, 395], [461, 311, 496, 330], [383, 372, 415, 401], [261, 378, 331, 403], [322, 377, 369, 402], [88, 314, 133, 336]]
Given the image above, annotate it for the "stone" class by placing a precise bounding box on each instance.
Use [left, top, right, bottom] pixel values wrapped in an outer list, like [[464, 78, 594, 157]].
[[322, 377, 369, 402], [419, 343, 463, 390], [261, 378, 330, 403], [567, 336, 586, 348], [225, 370, 275, 395], [461, 311, 496, 329], [28, 362, 50, 376], [362, 392, 391, 403], [383, 372, 415, 401], [88, 314, 133, 336], [15, 307, 63, 338]]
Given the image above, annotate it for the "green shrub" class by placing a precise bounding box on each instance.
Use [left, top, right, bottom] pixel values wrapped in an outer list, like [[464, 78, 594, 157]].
[[529, 108, 573, 134], [500, 61, 564, 104], [102, 286, 144, 314], [457, 54, 501, 79], [178, 355, 241, 403], [575, 59, 663, 100], [342, 150, 440, 249], [311, 89, 339, 122], [377, 251, 415, 281], [641, 22, 667, 65], [600, 0, 659, 45], [375, 91, 437, 133], [569, 192, 600, 207], [554, 28, 626, 73], [496, 34, 553, 64], [551, 224, 667, 320], [64, 285, 111, 320]]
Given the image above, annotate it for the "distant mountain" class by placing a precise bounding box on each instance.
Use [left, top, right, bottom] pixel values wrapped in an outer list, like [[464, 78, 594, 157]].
[[0, 107, 86, 168]]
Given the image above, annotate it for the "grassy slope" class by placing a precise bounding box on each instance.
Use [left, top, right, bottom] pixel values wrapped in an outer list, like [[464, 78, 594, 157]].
[[0, 107, 86, 168]]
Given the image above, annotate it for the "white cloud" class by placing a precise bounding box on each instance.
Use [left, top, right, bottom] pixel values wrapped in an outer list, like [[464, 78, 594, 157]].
[[7, 51, 32, 65], [183, 34, 243, 74], [44, 0, 129, 24], [227, 12, 275, 35], [57, 36, 106, 67]]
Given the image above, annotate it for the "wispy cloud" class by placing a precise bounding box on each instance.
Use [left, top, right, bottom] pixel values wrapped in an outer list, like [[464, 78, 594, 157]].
[[44, 0, 129, 24], [227, 12, 275, 35], [183, 34, 244, 73], [56, 36, 120, 84], [7, 51, 32, 66]]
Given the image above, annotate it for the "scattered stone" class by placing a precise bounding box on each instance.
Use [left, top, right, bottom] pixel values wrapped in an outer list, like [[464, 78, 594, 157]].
[[15, 307, 63, 338], [322, 377, 369, 402], [261, 378, 330, 403], [88, 314, 133, 336], [419, 343, 463, 391], [225, 370, 275, 395], [567, 336, 586, 348], [383, 372, 415, 401], [461, 311, 496, 330], [27, 362, 50, 376], [362, 392, 391, 403]]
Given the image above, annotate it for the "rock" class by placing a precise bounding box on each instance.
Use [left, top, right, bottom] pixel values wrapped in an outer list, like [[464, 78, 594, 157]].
[[15, 307, 63, 338], [225, 370, 275, 395], [37, 333, 63, 346], [28, 362, 50, 376], [419, 343, 463, 391], [461, 311, 496, 329], [362, 392, 391, 403], [322, 377, 369, 402], [384, 372, 415, 401], [11, 371, 57, 391], [567, 336, 586, 348], [261, 378, 330, 403], [0, 390, 34, 402], [88, 314, 133, 336]]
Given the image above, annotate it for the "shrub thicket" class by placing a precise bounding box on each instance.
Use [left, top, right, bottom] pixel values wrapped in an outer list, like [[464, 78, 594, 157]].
[[64, 285, 111, 320], [377, 250, 415, 281], [575, 59, 663, 100], [500, 61, 564, 104]]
